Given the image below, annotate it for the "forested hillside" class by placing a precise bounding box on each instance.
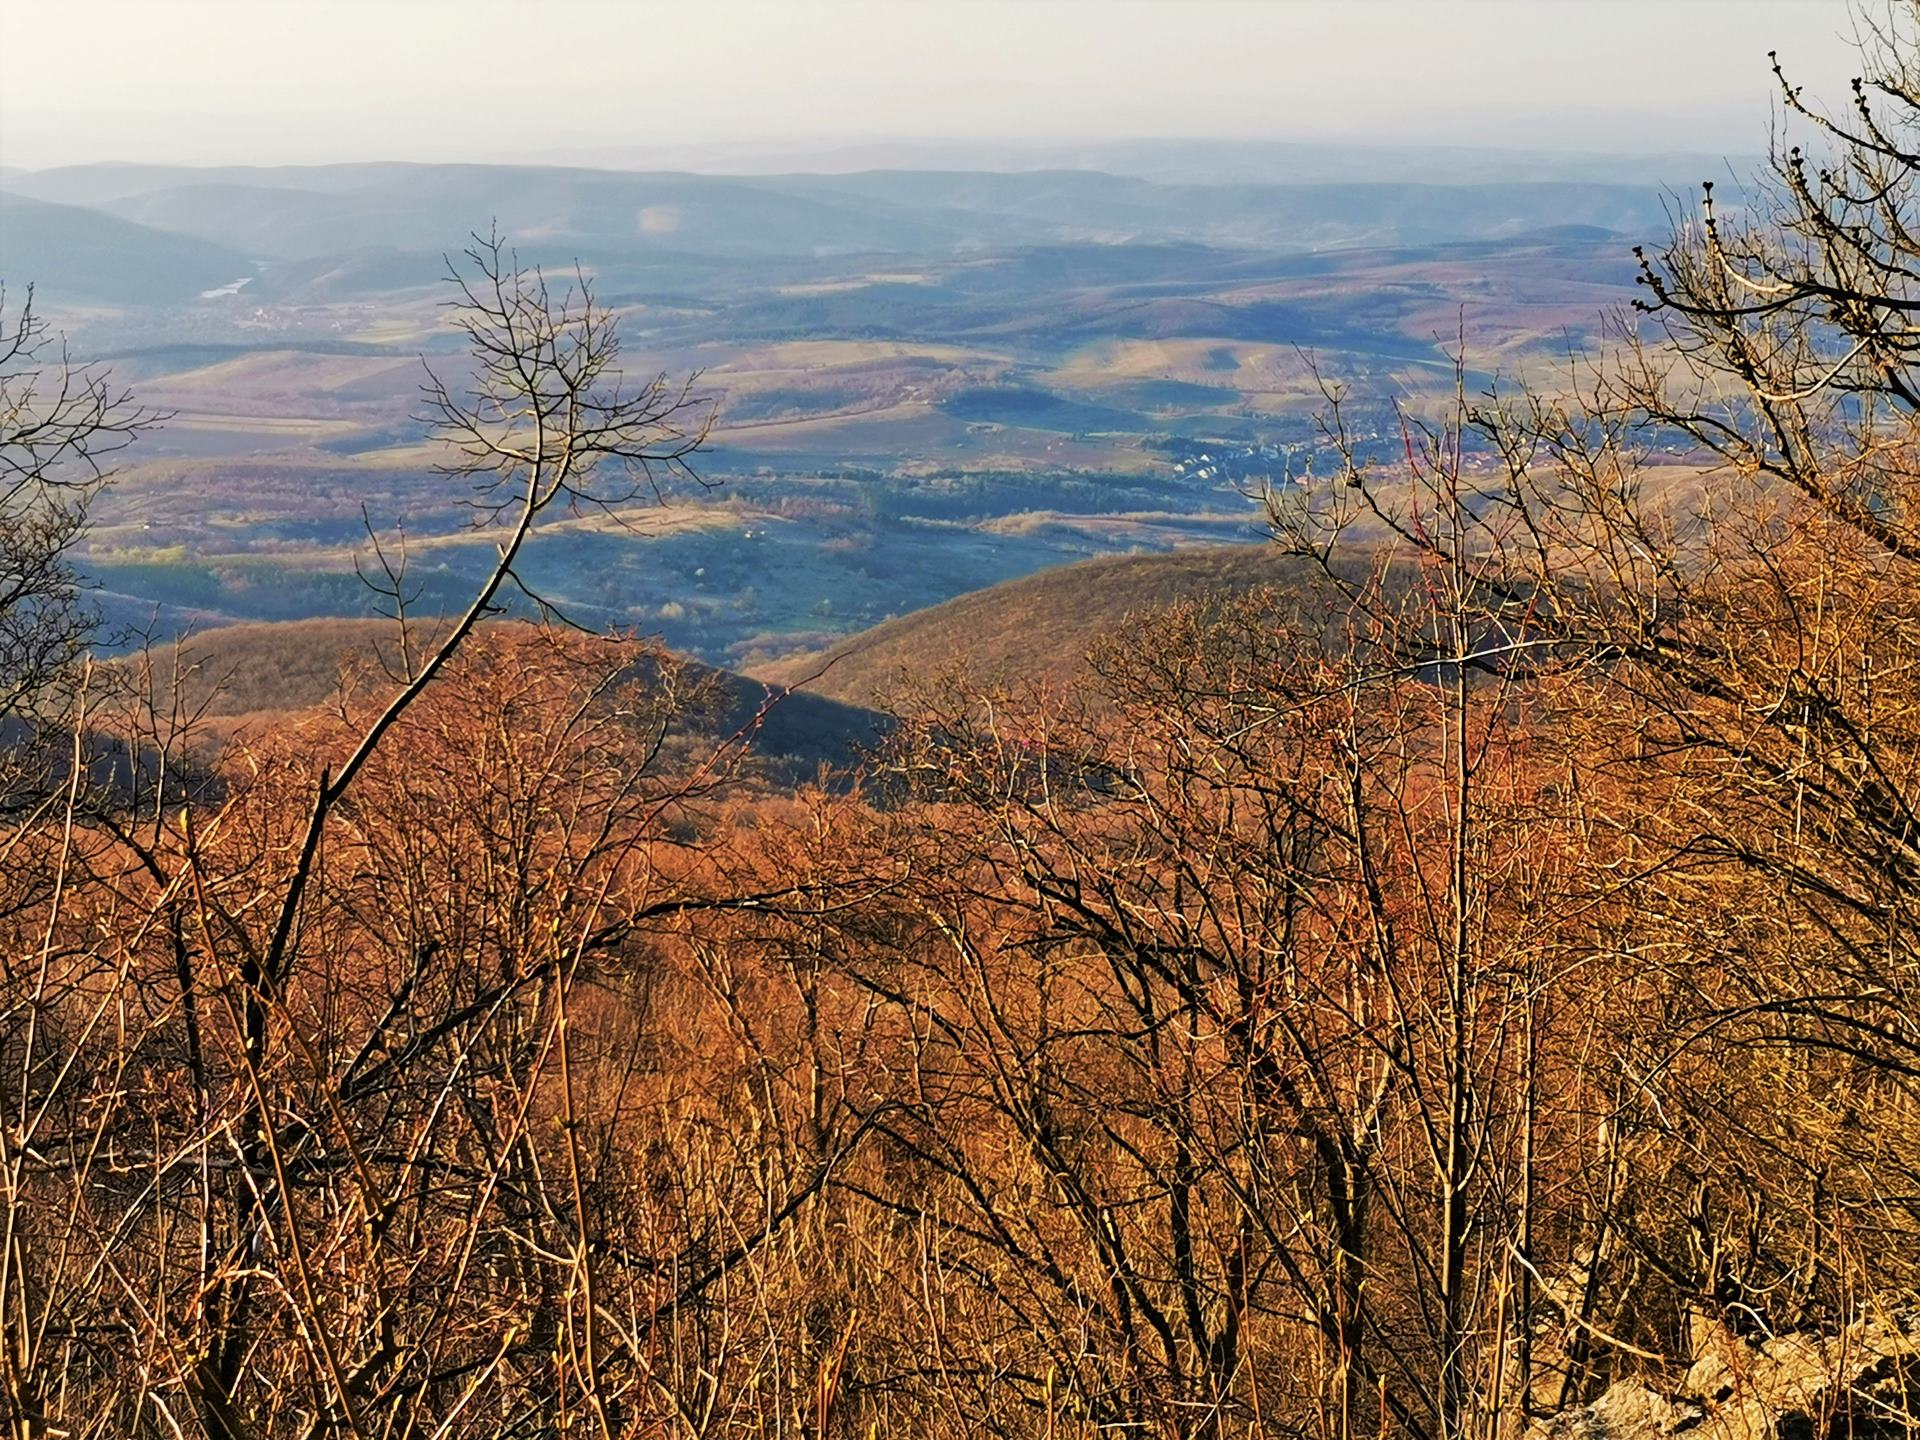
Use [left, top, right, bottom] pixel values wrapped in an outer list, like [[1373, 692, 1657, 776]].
[[5, 21, 1920, 1440]]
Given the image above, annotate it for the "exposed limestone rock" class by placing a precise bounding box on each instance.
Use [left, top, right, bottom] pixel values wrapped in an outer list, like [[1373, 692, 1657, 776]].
[[1532, 1379, 1703, 1440], [1531, 1314, 1918, 1440]]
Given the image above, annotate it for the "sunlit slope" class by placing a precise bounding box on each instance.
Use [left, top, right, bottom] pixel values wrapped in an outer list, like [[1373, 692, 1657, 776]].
[[756, 543, 1334, 707]]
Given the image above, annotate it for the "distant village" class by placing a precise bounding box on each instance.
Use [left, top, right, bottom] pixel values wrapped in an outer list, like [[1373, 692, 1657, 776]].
[[1160, 430, 1396, 489]]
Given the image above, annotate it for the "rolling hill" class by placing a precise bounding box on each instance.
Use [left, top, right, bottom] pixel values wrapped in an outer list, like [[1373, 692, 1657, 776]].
[[2, 155, 1671, 668], [756, 543, 1335, 708], [95, 546, 1353, 780], [0, 192, 256, 304], [112, 618, 888, 783]]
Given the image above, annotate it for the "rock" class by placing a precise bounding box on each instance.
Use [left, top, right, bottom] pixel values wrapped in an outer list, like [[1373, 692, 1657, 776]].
[[1533, 1314, 1918, 1440], [1534, 1381, 1705, 1440]]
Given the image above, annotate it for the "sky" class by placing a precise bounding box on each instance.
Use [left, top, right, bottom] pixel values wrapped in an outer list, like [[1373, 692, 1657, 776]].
[[0, 0, 1872, 171]]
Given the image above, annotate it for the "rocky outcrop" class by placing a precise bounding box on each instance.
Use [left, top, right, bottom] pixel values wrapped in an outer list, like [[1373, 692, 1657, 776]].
[[1532, 1314, 1919, 1440]]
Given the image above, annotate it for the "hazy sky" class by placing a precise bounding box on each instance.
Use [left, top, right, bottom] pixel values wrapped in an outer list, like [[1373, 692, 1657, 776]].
[[0, 0, 1871, 171]]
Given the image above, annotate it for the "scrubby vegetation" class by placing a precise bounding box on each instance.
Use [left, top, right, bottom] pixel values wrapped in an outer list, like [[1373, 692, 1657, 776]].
[[9, 22, 1920, 1440]]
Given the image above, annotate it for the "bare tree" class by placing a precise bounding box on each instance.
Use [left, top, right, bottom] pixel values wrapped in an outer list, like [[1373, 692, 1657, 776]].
[[256, 228, 714, 1053], [0, 234, 733, 1439], [0, 286, 160, 729], [1252, 3, 1920, 1381]]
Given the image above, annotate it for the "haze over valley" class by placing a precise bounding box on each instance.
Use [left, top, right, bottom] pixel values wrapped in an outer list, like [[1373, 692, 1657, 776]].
[[2, 148, 1689, 670]]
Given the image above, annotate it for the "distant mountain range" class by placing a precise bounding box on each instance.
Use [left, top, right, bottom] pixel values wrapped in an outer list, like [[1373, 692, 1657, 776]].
[[1, 157, 1705, 307], [500, 137, 1763, 189]]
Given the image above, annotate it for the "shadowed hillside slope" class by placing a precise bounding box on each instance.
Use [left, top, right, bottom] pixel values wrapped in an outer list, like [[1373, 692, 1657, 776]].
[[109, 617, 887, 782], [0, 191, 256, 303], [115, 548, 1342, 772]]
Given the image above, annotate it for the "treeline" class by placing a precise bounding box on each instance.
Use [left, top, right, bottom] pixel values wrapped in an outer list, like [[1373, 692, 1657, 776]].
[[8, 25, 1920, 1440]]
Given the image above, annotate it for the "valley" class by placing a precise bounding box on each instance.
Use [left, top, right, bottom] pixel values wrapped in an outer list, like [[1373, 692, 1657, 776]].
[[1, 156, 1663, 669]]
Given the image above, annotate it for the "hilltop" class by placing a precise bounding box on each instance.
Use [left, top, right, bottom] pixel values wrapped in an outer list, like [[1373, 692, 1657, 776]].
[[756, 542, 1332, 708], [108, 617, 887, 783]]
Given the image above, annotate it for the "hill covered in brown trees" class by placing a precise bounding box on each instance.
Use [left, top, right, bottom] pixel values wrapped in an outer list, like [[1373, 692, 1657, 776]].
[[100, 615, 890, 783], [7, 25, 1920, 1440], [755, 543, 1331, 706]]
